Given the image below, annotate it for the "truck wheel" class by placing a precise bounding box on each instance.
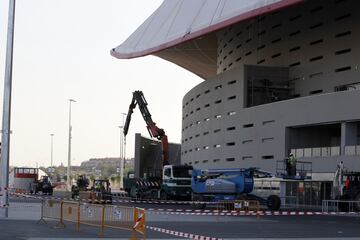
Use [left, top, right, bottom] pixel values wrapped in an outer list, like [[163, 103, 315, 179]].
[[338, 194, 350, 212], [267, 195, 281, 211], [130, 186, 138, 199], [160, 191, 168, 200], [150, 190, 158, 200], [354, 192, 360, 211], [191, 194, 206, 210]]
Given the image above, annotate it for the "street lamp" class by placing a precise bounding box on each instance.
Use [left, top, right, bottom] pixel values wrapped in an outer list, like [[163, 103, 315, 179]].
[[0, 0, 16, 218], [50, 133, 54, 170], [67, 99, 76, 190], [120, 113, 126, 190], [119, 125, 124, 189]]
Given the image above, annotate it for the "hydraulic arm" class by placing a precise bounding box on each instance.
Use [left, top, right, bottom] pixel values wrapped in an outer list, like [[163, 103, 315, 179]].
[[123, 91, 169, 166]]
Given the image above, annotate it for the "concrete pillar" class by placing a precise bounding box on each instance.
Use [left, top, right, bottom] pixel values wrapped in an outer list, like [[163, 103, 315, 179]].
[[341, 122, 358, 155]]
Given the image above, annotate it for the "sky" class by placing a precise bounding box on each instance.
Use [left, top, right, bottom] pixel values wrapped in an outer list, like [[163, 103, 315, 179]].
[[0, 0, 203, 168]]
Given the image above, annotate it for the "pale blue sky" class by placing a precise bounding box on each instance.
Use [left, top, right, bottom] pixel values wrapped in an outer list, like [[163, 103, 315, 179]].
[[0, 0, 202, 168]]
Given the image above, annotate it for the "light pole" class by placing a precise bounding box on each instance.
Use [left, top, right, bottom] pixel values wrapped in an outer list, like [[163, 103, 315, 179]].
[[50, 133, 54, 171], [120, 113, 126, 190], [67, 99, 76, 190], [119, 125, 124, 189], [0, 0, 16, 218]]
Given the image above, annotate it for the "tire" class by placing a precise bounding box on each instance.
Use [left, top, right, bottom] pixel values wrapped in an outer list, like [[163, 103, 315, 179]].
[[338, 194, 350, 212], [352, 191, 360, 211], [150, 190, 159, 200], [130, 186, 138, 199], [191, 194, 206, 210], [267, 195, 281, 211], [160, 191, 168, 200]]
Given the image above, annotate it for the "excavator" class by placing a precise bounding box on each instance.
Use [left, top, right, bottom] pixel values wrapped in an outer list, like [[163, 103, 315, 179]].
[[123, 91, 192, 200]]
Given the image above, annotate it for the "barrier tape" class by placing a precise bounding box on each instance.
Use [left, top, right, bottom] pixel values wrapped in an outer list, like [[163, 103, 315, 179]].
[[11, 193, 360, 217], [147, 225, 222, 240], [147, 208, 360, 216]]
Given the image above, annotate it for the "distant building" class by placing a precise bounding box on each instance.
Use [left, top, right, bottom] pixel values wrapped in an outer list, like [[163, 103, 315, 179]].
[[80, 157, 134, 173]]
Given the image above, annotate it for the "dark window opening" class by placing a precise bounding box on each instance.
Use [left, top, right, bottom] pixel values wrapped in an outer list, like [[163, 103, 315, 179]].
[[309, 56, 323, 62], [272, 23, 281, 29], [289, 62, 300, 67], [310, 89, 323, 95], [289, 30, 301, 37], [335, 49, 351, 55], [335, 31, 351, 38], [226, 142, 235, 146], [243, 123, 254, 128], [335, 66, 351, 72], [262, 155, 274, 159], [310, 39, 323, 45], [272, 38, 281, 44], [289, 46, 301, 52], [335, 13, 351, 21], [272, 53, 281, 58], [309, 22, 323, 29], [290, 15, 301, 21], [226, 158, 235, 162]]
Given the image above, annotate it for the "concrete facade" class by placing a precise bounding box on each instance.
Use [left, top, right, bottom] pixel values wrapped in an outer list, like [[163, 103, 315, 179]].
[[113, 0, 360, 174], [181, 0, 360, 173]]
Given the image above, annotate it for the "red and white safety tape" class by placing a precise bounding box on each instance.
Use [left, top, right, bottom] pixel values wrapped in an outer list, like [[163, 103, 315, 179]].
[[146, 225, 222, 240], [147, 208, 360, 216]]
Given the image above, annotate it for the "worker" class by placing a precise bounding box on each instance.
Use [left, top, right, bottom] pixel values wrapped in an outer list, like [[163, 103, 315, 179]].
[[288, 153, 297, 176]]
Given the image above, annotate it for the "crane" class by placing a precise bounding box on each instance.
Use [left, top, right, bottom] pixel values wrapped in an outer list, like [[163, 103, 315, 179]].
[[123, 90, 169, 166]]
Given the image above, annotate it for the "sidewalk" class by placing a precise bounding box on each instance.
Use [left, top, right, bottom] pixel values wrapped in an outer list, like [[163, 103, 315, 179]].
[[0, 202, 140, 239]]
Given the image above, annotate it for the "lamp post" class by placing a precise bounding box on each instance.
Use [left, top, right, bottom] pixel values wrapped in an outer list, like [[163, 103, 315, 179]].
[[119, 125, 124, 189], [67, 99, 76, 190], [0, 0, 16, 218], [50, 133, 54, 171], [120, 113, 126, 190]]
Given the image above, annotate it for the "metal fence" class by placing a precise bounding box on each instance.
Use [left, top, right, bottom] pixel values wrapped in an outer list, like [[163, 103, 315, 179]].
[[38, 199, 145, 238], [217, 200, 260, 212], [322, 199, 360, 213]]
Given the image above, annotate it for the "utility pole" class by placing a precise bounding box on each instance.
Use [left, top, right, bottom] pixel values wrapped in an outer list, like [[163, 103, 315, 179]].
[[0, 0, 16, 218], [67, 99, 76, 190], [50, 133, 54, 169]]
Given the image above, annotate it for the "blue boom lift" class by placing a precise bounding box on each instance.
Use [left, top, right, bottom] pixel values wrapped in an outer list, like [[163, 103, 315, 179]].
[[191, 168, 281, 210]]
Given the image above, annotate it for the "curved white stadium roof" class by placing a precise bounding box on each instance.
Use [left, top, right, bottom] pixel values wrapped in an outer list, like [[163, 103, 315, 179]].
[[111, 0, 304, 79]]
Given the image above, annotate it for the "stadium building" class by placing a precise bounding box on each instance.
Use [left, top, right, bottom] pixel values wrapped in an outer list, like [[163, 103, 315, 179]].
[[112, 0, 360, 175]]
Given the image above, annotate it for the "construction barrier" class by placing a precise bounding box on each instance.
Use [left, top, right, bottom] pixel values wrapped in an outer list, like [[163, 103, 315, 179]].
[[217, 200, 260, 212], [38, 199, 145, 238]]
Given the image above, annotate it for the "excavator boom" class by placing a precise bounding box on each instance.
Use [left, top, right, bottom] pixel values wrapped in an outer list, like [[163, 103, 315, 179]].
[[123, 91, 169, 166]]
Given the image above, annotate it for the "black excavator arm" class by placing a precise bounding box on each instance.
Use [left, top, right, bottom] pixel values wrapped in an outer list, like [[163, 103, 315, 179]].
[[123, 91, 169, 166]]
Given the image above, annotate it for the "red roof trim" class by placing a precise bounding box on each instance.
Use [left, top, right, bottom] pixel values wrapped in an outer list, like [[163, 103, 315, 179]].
[[111, 0, 304, 59]]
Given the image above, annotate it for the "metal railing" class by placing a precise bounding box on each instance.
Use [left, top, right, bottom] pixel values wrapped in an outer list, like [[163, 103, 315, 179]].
[[216, 200, 260, 213], [322, 199, 360, 213], [38, 199, 145, 238]]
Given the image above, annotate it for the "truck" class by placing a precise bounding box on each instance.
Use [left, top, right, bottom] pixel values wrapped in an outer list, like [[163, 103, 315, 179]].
[[334, 162, 360, 211], [77, 179, 113, 204], [123, 90, 193, 200], [71, 174, 90, 199], [191, 168, 281, 210], [31, 175, 54, 195]]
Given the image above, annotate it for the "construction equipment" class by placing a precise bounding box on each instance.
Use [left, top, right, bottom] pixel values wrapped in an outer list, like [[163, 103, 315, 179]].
[[32, 176, 54, 195], [71, 174, 90, 199], [123, 90, 192, 200], [79, 179, 113, 204], [334, 162, 360, 211], [191, 168, 281, 210]]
